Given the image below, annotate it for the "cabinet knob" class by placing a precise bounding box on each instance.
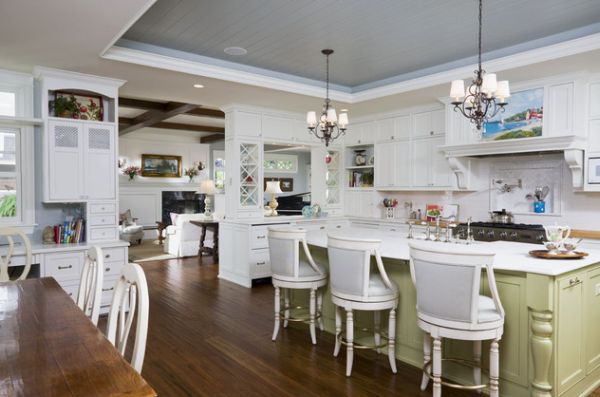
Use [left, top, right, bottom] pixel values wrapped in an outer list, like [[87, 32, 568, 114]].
[[105, 267, 111, 272], [105, 254, 110, 258], [430, 131, 434, 135]]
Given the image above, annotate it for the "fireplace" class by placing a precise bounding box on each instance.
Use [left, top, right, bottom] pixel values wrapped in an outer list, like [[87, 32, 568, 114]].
[[161, 191, 205, 225]]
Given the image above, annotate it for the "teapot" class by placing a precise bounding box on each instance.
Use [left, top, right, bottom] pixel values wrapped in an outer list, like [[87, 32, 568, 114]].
[[543, 224, 571, 244]]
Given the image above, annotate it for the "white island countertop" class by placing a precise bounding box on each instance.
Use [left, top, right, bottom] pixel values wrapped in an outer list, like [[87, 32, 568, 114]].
[[305, 227, 600, 277]]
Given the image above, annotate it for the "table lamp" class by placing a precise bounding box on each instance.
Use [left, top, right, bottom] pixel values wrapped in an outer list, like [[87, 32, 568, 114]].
[[198, 179, 218, 220], [265, 181, 283, 217]]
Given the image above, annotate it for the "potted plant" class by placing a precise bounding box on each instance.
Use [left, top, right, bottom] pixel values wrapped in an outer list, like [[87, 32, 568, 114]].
[[51, 95, 80, 119], [122, 165, 141, 181]]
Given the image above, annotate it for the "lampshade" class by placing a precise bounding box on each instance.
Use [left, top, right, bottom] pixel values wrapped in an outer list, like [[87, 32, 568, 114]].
[[198, 179, 217, 195], [482, 73, 497, 95], [450, 80, 465, 100], [496, 80, 510, 100], [338, 112, 349, 128], [264, 181, 283, 194], [326, 108, 337, 123], [306, 111, 317, 127]]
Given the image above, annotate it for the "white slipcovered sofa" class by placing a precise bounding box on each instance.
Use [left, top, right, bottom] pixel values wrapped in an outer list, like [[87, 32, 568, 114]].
[[164, 213, 218, 257]]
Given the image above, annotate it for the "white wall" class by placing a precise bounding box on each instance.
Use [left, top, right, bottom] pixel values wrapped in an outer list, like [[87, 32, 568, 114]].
[[375, 154, 600, 229]]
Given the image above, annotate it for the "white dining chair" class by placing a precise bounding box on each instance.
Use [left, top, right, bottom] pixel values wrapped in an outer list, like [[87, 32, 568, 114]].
[[327, 235, 399, 377], [0, 227, 32, 282], [76, 246, 104, 326], [106, 262, 149, 373], [269, 227, 327, 345], [409, 241, 505, 397]]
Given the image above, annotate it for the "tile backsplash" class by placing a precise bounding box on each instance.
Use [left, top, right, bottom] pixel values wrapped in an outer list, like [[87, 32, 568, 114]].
[[375, 154, 600, 229]]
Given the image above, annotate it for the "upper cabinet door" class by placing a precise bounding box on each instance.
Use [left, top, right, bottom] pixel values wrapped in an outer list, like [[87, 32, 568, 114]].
[[546, 83, 574, 137], [411, 139, 430, 187], [430, 109, 445, 136], [394, 115, 411, 140], [47, 119, 84, 201], [376, 118, 395, 142], [413, 109, 445, 138], [394, 140, 411, 187], [83, 123, 115, 200], [374, 143, 395, 188], [262, 115, 293, 142], [430, 136, 452, 187]]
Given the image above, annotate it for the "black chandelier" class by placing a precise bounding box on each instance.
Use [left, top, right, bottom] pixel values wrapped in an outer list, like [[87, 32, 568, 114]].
[[306, 49, 348, 147], [450, 0, 510, 132]]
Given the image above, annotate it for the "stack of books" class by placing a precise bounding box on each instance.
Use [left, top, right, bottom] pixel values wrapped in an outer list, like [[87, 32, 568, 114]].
[[53, 218, 85, 244]]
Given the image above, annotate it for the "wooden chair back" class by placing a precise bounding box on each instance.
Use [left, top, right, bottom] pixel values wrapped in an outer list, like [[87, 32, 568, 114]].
[[0, 228, 32, 282], [77, 246, 104, 326]]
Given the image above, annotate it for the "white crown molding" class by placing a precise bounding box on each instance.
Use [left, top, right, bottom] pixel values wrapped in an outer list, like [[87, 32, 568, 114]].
[[100, 0, 157, 57], [103, 46, 353, 103], [102, 32, 600, 104], [34, 66, 126, 87]]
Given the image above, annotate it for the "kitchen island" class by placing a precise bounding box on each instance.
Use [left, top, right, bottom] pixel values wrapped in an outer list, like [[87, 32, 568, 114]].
[[301, 227, 600, 397]]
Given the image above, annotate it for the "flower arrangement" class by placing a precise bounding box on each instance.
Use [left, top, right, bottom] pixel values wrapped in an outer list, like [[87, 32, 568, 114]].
[[184, 161, 206, 182], [122, 165, 141, 181], [52, 95, 80, 118]]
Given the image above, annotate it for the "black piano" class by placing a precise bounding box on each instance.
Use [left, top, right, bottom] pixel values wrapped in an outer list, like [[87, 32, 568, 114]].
[[275, 192, 311, 215]]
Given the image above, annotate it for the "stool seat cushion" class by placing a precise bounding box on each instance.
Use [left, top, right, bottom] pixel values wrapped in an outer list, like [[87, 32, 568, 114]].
[[272, 260, 327, 283], [368, 274, 399, 298], [478, 295, 502, 323]]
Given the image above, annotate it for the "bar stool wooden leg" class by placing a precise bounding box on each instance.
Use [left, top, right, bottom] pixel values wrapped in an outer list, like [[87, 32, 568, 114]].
[[309, 288, 317, 345], [388, 308, 397, 373], [346, 309, 354, 376], [334, 305, 342, 357], [317, 289, 324, 331], [490, 339, 500, 397], [272, 287, 281, 341], [283, 289, 290, 328], [432, 337, 442, 397], [374, 310, 381, 354], [474, 340, 482, 393], [421, 332, 432, 390]]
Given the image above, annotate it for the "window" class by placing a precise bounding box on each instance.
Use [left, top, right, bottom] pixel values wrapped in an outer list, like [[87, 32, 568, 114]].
[[213, 150, 225, 192], [264, 153, 298, 173], [0, 128, 19, 221], [0, 92, 15, 116]]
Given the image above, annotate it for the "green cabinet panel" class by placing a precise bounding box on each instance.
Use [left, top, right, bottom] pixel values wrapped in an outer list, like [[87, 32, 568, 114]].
[[585, 267, 600, 374], [557, 272, 585, 395]]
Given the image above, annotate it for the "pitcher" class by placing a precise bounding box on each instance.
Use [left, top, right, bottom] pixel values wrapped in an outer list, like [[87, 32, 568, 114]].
[[543, 224, 571, 244]]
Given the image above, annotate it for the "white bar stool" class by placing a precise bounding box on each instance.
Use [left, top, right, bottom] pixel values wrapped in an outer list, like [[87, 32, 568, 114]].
[[327, 235, 399, 377], [269, 227, 327, 345], [409, 241, 505, 397]]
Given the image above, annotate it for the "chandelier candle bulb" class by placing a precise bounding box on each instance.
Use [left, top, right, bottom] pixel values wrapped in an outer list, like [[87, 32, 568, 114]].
[[338, 112, 349, 128], [326, 108, 337, 123], [482, 73, 498, 95], [306, 111, 317, 127], [496, 80, 511, 102]]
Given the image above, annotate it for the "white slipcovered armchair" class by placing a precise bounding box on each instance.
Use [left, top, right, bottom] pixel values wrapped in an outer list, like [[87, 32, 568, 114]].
[[164, 213, 217, 257]]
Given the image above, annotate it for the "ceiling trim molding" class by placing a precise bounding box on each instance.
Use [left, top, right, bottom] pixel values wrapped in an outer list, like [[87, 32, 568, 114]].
[[99, 0, 157, 56], [103, 31, 600, 104], [102, 46, 353, 103]]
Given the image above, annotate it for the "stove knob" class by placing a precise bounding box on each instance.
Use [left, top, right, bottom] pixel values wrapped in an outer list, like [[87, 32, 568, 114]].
[[509, 232, 518, 240], [499, 231, 508, 239], [536, 234, 545, 242], [487, 231, 495, 238], [477, 230, 485, 236]]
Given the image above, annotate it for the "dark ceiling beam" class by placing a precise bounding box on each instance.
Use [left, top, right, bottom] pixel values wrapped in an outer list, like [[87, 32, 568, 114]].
[[119, 102, 200, 135], [119, 117, 224, 134], [200, 134, 225, 143], [119, 97, 225, 119]]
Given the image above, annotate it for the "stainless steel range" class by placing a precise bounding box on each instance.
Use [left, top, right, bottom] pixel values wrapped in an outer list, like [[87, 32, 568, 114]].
[[454, 222, 545, 244]]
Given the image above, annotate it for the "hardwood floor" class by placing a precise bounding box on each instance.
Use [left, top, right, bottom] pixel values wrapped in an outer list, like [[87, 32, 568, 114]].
[[121, 256, 600, 397]]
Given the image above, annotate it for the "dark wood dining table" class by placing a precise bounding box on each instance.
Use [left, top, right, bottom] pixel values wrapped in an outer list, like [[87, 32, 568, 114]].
[[0, 277, 156, 397]]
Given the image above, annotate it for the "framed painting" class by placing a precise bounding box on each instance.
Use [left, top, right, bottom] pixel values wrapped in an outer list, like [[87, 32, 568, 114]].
[[141, 154, 182, 178], [264, 177, 294, 192], [54, 91, 104, 121], [481, 87, 544, 141]]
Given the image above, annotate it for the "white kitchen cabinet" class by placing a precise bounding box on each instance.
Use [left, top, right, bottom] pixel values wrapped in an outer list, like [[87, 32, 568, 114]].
[[345, 121, 375, 146], [47, 119, 116, 202], [225, 139, 264, 220], [376, 115, 411, 142], [344, 189, 376, 217], [412, 137, 452, 188], [375, 140, 411, 189], [413, 109, 445, 138], [262, 114, 293, 142]]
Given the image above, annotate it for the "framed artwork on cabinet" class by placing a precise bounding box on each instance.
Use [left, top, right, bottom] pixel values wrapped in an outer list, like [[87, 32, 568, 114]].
[[52, 91, 104, 121], [141, 154, 182, 178]]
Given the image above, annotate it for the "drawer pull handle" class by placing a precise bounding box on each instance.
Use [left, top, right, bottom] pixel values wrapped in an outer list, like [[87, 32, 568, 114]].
[[320, 226, 325, 230], [58, 265, 73, 270], [102, 287, 114, 292], [256, 235, 266, 239], [336, 225, 342, 228], [390, 228, 397, 232], [105, 254, 111, 259], [256, 261, 266, 265], [105, 267, 111, 272], [568, 278, 582, 287]]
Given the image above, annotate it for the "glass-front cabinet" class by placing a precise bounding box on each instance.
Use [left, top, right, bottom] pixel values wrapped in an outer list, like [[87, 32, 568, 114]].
[[225, 138, 263, 219], [239, 142, 259, 207], [325, 150, 340, 205]]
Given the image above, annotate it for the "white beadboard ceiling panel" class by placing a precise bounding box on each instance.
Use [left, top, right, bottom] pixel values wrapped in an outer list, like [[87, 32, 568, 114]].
[[121, 0, 600, 87]]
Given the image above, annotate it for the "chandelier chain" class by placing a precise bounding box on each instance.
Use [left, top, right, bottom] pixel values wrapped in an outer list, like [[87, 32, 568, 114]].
[[478, 0, 482, 73]]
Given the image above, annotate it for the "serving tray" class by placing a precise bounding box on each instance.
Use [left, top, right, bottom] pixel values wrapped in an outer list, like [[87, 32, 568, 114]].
[[529, 250, 589, 260]]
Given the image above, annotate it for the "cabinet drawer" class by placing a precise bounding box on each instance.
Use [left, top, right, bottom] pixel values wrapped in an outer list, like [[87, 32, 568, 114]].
[[89, 227, 118, 242], [89, 203, 116, 214], [250, 249, 271, 279], [103, 261, 125, 277], [44, 252, 85, 282], [100, 277, 119, 306], [101, 247, 125, 263], [250, 227, 269, 249], [89, 214, 117, 227]]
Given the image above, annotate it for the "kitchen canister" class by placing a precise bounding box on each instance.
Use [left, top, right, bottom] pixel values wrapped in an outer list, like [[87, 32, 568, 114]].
[[534, 200, 546, 213]]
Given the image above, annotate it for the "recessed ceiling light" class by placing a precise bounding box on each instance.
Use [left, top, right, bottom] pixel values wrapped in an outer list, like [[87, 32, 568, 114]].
[[193, 83, 204, 88], [224, 46, 247, 56], [341, 109, 349, 112]]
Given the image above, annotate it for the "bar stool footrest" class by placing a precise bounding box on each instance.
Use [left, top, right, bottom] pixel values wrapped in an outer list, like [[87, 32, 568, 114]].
[[337, 332, 389, 350], [280, 306, 322, 323], [423, 358, 487, 391]]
